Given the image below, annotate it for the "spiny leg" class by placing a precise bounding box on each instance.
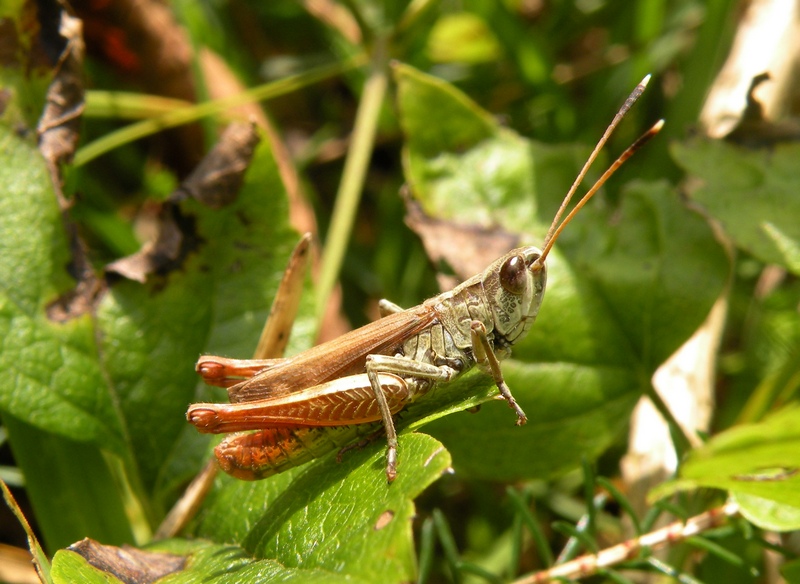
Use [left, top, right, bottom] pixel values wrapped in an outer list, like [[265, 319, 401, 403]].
[[470, 321, 527, 425], [365, 363, 400, 482], [365, 354, 458, 482]]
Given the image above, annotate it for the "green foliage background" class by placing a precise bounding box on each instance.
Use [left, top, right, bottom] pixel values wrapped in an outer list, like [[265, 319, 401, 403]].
[[2, 0, 800, 582]]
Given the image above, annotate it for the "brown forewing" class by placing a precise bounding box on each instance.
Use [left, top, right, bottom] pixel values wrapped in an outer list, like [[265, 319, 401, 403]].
[[227, 305, 438, 403]]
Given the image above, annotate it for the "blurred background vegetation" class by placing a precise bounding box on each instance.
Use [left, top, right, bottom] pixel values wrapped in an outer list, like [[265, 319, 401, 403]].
[[70, 0, 737, 320], [3, 0, 800, 582]]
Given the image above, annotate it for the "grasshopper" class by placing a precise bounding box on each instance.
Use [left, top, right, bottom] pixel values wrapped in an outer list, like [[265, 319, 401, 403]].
[[187, 76, 662, 483]]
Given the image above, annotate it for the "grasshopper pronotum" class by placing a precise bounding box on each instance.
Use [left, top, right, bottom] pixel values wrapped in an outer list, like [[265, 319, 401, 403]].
[[187, 76, 663, 483]]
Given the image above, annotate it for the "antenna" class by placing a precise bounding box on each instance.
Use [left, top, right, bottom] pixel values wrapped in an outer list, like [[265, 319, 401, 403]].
[[533, 76, 662, 268]]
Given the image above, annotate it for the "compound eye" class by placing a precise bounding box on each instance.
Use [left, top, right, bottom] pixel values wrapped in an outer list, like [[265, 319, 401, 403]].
[[500, 255, 527, 295]]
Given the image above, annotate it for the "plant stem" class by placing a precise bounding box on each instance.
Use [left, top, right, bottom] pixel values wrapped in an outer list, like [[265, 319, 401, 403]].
[[75, 56, 365, 166], [516, 501, 740, 583], [315, 38, 389, 325]]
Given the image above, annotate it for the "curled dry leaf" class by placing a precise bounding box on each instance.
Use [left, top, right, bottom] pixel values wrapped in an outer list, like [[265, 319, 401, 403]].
[[724, 73, 800, 147], [68, 538, 184, 584], [37, 10, 84, 190], [699, 0, 800, 138], [403, 189, 519, 290], [107, 122, 261, 282], [175, 120, 261, 208], [33, 5, 102, 323]]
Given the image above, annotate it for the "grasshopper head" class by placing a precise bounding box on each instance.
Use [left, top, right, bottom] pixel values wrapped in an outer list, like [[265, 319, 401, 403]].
[[482, 246, 547, 349], [482, 86, 663, 350], [479, 79, 663, 355]]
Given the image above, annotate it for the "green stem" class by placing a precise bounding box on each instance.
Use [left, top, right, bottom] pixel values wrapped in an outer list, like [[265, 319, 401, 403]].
[[74, 55, 365, 166], [1, 479, 51, 583], [315, 39, 389, 325], [643, 380, 694, 461], [102, 452, 154, 544]]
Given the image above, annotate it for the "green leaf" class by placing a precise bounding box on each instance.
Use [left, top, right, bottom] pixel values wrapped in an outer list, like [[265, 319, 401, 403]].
[[672, 138, 800, 274], [51, 550, 123, 584], [1, 477, 51, 583], [781, 557, 800, 583], [0, 6, 200, 548], [427, 13, 502, 64], [395, 65, 580, 235], [0, 126, 135, 550], [95, 137, 301, 498], [136, 539, 361, 583], [189, 433, 450, 582], [51, 538, 375, 583], [3, 415, 135, 551], [394, 63, 730, 480], [0, 126, 127, 453], [733, 492, 800, 532], [652, 406, 800, 510], [0, 117, 302, 546], [396, 62, 497, 162], [0, 4, 52, 129]]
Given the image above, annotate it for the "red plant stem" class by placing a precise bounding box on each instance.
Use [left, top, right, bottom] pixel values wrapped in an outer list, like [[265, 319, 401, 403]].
[[517, 500, 740, 583]]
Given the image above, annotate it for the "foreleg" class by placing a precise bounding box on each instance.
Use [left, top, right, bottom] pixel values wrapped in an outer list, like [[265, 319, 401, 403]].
[[470, 321, 527, 425]]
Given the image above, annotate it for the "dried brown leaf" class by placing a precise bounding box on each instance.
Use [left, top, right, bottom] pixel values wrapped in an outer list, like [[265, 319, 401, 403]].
[[107, 122, 260, 282], [725, 73, 800, 146], [176, 120, 261, 209], [37, 11, 84, 185], [403, 191, 518, 290], [68, 538, 184, 584]]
